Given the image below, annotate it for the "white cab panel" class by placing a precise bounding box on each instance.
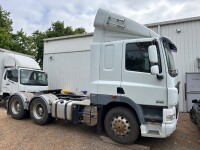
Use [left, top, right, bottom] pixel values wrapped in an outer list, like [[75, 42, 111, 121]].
[[90, 44, 101, 94], [98, 41, 123, 96]]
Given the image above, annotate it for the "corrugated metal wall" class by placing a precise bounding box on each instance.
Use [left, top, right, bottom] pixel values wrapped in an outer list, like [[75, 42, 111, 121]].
[[44, 35, 93, 54], [43, 51, 90, 92], [43, 35, 92, 92], [147, 20, 200, 112]]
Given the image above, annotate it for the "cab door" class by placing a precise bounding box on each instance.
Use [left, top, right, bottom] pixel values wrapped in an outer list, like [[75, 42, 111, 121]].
[[121, 38, 167, 106], [2, 68, 19, 94]]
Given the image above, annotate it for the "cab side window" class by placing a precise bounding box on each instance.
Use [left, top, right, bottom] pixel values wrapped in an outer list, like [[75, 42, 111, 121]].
[[125, 42, 162, 73], [7, 69, 18, 82], [126, 42, 151, 73]]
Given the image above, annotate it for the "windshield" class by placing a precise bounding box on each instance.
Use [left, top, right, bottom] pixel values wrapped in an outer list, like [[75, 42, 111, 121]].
[[20, 69, 48, 86], [161, 37, 177, 77]]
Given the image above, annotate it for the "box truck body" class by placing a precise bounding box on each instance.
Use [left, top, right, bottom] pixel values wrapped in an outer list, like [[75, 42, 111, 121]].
[[0, 49, 48, 106]]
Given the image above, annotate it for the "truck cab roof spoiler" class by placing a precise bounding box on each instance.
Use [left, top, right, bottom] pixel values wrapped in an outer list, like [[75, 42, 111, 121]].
[[93, 8, 159, 43]]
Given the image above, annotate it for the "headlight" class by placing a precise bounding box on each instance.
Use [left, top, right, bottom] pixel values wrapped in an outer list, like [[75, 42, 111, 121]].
[[166, 114, 175, 121]]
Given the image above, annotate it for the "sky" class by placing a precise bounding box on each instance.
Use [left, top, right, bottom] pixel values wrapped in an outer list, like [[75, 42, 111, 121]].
[[1, 0, 200, 35]]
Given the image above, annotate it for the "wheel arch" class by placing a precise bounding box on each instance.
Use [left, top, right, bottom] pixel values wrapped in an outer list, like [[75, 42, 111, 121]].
[[29, 96, 50, 114], [3, 93, 10, 99], [7, 93, 30, 119], [102, 101, 144, 125], [8, 93, 30, 114], [29, 94, 58, 114], [103, 102, 141, 144]]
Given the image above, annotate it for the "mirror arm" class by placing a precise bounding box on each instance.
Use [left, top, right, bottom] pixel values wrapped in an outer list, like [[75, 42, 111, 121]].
[[157, 74, 164, 80]]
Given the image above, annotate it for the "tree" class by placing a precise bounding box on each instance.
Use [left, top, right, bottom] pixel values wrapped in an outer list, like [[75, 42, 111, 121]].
[[32, 30, 46, 66], [10, 29, 36, 55], [74, 27, 86, 34], [0, 5, 35, 56], [45, 21, 66, 37], [45, 21, 86, 38], [0, 5, 12, 32], [0, 5, 13, 49], [0, 28, 12, 49]]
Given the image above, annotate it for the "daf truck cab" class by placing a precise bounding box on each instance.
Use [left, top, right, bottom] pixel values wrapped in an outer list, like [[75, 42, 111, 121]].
[[0, 49, 48, 107], [7, 8, 179, 144]]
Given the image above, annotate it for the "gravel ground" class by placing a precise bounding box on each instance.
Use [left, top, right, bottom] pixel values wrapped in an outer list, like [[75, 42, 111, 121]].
[[0, 106, 199, 150]]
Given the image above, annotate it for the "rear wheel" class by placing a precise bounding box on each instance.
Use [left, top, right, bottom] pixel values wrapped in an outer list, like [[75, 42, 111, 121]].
[[9, 96, 28, 119], [30, 98, 52, 125], [104, 107, 140, 144]]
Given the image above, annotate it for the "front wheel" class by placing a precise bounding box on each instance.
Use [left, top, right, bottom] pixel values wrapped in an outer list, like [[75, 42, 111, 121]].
[[30, 98, 52, 125], [189, 108, 197, 124], [104, 107, 140, 144]]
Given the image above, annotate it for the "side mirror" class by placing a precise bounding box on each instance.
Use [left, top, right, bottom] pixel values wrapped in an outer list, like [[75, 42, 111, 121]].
[[148, 45, 158, 63], [192, 99, 198, 103], [151, 65, 159, 75]]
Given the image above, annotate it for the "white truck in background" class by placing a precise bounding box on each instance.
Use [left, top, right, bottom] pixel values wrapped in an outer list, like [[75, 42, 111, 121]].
[[0, 48, 48, 107], [7, 8, 179, 144]]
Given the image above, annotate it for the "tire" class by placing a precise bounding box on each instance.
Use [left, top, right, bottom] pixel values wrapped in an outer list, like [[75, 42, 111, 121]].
[[196, 115, 200, 130], [3, 96, 10, 109], [30, 98, 52, 125], [104, 107, 140, 144], [189, 109, 197, 124], [9, 96, 28, 120]]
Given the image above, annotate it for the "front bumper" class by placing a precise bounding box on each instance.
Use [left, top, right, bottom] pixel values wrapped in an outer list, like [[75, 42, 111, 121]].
[[140, 119, 177, 138], [141, 106, 178, 138]]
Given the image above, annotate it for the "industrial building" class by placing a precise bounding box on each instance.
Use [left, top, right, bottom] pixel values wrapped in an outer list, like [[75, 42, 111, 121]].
[[43, 16, 200, 112]]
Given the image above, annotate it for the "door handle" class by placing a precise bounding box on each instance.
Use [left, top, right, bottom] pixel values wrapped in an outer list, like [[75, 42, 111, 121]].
[[117, 87, 125, 94], [6, 83, 10, 85], [8, 80, 14, 83]]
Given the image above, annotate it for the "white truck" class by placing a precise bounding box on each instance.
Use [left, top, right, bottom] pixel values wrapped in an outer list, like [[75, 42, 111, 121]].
[[0, 48, 48, 107], [7, 8, 179, 144]]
